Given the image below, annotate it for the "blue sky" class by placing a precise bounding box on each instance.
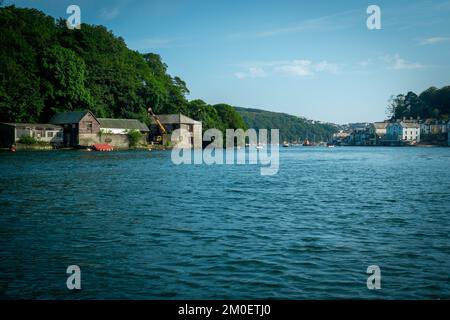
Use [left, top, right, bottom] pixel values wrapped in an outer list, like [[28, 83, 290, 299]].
[[10, 0, 450, 123]]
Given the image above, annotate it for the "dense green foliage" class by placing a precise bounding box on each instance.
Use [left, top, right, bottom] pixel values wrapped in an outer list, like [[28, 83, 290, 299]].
[[0, 6, 246, 134], [17, 135, 38, 145], [235, 107, 338, 142], [127, 129, 143, 147], [387, 86, 450, 120]]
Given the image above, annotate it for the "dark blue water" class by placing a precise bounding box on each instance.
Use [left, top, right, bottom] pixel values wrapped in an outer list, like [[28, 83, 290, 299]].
[[1, 147, 450, 299]]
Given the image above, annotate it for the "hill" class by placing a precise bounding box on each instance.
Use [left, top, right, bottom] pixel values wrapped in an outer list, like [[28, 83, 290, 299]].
[[0, 5, 245, 133], [235, 107, 338, 142]]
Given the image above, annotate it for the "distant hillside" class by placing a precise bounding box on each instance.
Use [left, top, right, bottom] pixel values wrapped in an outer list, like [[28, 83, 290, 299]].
[[235, 107, 338, 142]]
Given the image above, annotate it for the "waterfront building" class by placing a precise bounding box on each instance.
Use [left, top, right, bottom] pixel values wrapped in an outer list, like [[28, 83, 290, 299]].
[[97, 118, 149, 148], [150, 113, 202, 148], [49, 110, 151, 148], [0, 122, 63, 148], [430, 120, 448, 135], [420, 119, 432, 136], [49, 110, 100, 147], [366, 122, 389, 145], [386, 121, 421, 144]]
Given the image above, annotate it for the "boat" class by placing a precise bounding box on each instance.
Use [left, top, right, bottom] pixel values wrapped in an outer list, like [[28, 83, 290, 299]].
[[303, 138, 312, 146], [92, 144, 113, 152], [283, 141, 289, 147], [255, 143, 264, 150]]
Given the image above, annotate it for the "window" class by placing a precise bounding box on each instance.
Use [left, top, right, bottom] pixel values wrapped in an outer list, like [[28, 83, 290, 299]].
[[47, 131, 54, 138], [86, 122, 93, 133]]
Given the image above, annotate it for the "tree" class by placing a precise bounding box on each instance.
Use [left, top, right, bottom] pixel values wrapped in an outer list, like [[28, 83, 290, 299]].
[[41, 45, 93, 115], [213, 104, 247, 130]]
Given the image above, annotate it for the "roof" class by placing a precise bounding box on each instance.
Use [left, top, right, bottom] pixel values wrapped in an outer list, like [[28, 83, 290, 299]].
[[399, 121, 420, 128], [97, 118, 149, 132], [0, 122, 62, 129], [373, 122, 389, 129], [153, 113, 201, 125], [49, 110, 93, 124]]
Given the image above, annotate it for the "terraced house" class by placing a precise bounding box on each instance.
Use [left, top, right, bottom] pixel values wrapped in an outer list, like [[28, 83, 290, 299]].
[[386, 121, 421, 144]]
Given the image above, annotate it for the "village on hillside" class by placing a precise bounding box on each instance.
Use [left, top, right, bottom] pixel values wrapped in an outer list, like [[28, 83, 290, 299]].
[[332, 118, 450, 147]]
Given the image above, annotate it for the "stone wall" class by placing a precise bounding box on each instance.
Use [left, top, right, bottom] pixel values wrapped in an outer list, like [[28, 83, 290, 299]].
[[78, 133, 100, 147], [100, 133, 148, 149]]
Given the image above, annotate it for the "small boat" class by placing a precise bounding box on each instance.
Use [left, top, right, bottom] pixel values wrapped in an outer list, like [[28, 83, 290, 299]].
[[303, 139, 312, 146], [92, 144, 114, 152], [283, 142, 289, 147], [255, 143, 263, 150]]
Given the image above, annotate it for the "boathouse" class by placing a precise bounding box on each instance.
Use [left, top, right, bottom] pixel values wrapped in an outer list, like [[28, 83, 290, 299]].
[[0, 122, 63, 148], [150, 113, 202, 148], [98, 118, 149, 148], [49, 110, 100, 147]]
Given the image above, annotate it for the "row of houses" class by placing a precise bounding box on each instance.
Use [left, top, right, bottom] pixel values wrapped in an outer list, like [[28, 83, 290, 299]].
[[0, 110, 202, 149], [333, 118, 450, 146]]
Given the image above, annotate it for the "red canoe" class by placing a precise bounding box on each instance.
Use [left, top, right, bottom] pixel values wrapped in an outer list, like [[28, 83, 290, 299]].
[[92, 144, 113, 151]]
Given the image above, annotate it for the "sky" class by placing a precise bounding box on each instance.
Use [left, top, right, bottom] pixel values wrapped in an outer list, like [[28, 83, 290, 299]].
[[8, 0, 450, 124]]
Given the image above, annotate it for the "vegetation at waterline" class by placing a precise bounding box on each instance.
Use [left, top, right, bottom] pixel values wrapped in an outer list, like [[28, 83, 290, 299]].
[[127, 130, 143, 148], [17, 135, 38, 145], [0, 6, 245, 135], [387, 86, 450, 120], [235, 107, 338, 142]]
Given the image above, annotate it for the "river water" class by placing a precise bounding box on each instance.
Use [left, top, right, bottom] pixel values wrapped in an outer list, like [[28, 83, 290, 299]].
[[1, 147, 449, 299]]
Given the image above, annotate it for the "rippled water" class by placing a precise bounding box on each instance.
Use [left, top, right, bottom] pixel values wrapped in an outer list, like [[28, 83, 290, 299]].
[[1, 147, 450, 299]]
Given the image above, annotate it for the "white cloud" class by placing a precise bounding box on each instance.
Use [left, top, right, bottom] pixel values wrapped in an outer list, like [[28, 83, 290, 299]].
[[384, 54, 424, 70], [419, 36, 450, 45], [274, 60, 339, 76], [99, 6, 120, 20], [234, 60, 339, 79], [274, 60, 313, 76], [234, 67, 266, 79], [315, 61, 339, 74]]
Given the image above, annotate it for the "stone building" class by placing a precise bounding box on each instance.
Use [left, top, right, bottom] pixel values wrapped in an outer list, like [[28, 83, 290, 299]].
[[150, 113, 202, 148], [49, 111, 100, 147]]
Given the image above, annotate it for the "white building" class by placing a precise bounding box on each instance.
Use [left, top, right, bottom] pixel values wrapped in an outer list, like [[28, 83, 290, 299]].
[[0, 122, 63, 147], [386, 121, 421, 143]]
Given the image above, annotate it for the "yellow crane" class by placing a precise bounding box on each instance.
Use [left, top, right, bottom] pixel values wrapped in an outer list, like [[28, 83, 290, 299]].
[[148, 107, 168, 144]]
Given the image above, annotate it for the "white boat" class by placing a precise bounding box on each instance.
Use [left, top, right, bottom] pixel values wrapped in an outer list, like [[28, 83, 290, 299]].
[[255, 144, 264, 150]]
